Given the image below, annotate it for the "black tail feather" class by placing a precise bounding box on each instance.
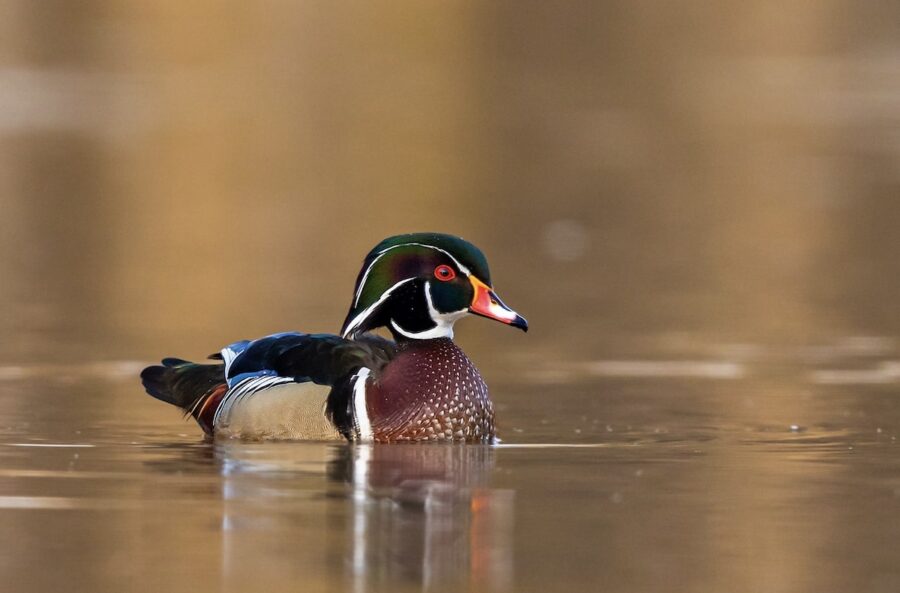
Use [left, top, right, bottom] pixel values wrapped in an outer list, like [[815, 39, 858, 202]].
[[162, 357, 192, 367], [141, 359, 226, 414]]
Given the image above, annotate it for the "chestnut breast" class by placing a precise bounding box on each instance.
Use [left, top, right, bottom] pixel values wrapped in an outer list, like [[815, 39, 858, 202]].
[[366, 338, 495, 443]]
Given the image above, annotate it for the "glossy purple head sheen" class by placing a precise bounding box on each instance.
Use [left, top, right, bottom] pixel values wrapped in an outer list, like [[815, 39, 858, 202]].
[[340, 233, 492, 339]]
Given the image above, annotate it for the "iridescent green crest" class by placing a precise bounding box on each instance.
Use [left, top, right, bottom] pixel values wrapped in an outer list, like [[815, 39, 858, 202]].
[[340, 233, 491, 337]]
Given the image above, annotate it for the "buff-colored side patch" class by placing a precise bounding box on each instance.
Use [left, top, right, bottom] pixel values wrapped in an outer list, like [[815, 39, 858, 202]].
[[215, 382, 342, 441]]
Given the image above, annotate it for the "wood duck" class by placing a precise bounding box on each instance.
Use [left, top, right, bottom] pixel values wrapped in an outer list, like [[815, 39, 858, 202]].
[[140, 233, 527, 443]]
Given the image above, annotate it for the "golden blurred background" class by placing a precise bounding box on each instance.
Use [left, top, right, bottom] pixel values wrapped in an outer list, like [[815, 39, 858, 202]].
[[1, 5, 900, 593], [0, 1, 898, 367]]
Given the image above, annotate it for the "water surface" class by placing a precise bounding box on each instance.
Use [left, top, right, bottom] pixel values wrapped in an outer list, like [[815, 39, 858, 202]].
[[1, 349, 899, 593]]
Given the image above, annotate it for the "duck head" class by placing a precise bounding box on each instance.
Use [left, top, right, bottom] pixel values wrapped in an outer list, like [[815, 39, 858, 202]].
[[341, 233, 528, 341]]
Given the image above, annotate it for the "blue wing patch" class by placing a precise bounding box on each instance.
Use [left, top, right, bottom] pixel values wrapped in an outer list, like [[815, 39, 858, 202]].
[[221, 332, 311, 387]]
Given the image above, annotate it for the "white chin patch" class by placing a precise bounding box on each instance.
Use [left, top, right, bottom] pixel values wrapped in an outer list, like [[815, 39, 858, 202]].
[[390, 281, 467, 340]]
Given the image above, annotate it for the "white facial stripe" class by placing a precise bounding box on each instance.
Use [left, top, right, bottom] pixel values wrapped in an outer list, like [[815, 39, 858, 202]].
[[353, 242, 473, 306], [389, 281, 468, 340], [390, 319, 453, 340], [426, 280, 468, 325], [342, 278, 414, 338], [352, 368, 372, 442]]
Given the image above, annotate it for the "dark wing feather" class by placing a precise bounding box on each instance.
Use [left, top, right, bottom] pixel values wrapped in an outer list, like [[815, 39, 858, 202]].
[[223, 332, 396, 439], [226, 333, 396, 385], [142, 332, 396, 440]]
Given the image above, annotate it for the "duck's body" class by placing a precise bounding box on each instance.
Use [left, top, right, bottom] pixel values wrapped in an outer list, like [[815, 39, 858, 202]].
[[140, 233, 526, 443]]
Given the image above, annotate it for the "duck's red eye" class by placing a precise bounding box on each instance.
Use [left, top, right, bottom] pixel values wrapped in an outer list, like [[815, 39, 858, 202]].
[[434, 264, 456, 282]]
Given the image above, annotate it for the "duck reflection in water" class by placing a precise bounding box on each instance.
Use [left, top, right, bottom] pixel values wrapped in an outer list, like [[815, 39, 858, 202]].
[[213, 443, 513, 592]]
